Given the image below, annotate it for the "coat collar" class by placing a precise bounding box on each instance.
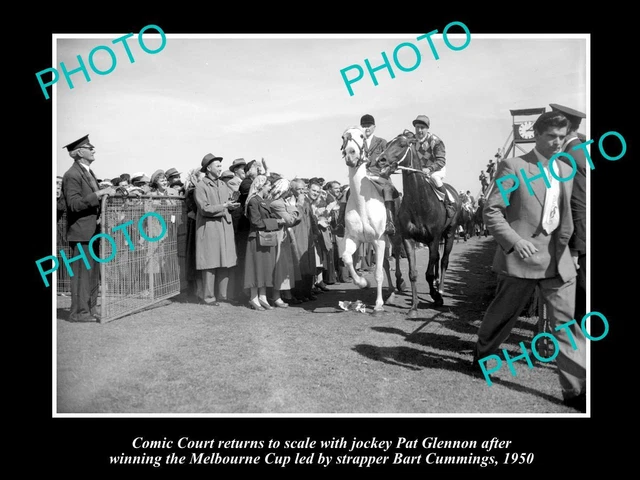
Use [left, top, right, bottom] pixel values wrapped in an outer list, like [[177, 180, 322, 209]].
[[72, 161, 98, 192], [202, 175, 222, 187]]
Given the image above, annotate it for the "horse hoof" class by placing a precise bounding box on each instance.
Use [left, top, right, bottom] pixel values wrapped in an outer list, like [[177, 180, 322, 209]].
[[371, 308, 384, 316], [433, 298, 444, 308], [407, 309, 418, 319], [353, 278, 368, 288]]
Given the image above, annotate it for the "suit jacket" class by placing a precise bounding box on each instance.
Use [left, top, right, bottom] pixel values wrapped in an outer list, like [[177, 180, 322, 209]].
[[483, 150, 576, 282], [62, 161, 101, 242]]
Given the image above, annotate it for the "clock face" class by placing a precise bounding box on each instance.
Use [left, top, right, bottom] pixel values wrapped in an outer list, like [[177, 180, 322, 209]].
[[518, 121, 535, 140]]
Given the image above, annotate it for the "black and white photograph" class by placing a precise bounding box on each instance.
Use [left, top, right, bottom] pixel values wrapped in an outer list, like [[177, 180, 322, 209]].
[[28, 11, 631, 474], [52, 33, 590, 415]]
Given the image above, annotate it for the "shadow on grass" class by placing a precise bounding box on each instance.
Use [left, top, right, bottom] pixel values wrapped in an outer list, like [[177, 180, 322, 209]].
[[353, 343, 565, 406]]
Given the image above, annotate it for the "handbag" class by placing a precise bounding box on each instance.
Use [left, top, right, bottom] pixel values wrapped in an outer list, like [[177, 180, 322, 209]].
[[257, 230, 277, 247]]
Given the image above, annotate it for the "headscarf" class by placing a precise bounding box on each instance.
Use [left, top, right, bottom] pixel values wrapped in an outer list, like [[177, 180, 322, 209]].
[[245, 175, 268, 215], [267, 178, 290, 201]]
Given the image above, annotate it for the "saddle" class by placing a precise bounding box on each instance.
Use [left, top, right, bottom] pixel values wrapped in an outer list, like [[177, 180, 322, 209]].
[[425, 176, 455, 203], [366, 175, 400, 199]]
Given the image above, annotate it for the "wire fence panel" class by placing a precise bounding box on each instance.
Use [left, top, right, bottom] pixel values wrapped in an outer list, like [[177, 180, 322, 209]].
[[56, 215, 72, 295], [56, 195, 186, 323]]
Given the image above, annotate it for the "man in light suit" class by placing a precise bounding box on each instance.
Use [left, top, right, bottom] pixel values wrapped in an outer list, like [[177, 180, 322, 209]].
[[62, 134, 115, 322], [473, 111, 587, 411]]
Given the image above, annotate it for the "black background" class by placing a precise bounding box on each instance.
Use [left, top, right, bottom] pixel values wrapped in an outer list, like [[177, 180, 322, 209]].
[[24, 7, 631, 475]]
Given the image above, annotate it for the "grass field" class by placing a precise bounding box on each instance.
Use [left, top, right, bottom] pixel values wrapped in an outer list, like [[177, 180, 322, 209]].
[[55, 235, 586, 415]]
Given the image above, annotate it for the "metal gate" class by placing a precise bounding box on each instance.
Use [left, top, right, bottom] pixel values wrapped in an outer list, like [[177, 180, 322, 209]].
[[56, 195, 186, 323]]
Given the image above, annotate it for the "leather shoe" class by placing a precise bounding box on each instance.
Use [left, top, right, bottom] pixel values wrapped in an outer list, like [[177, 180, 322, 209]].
[[68, 313, 96, 323], [563, 394, 586, 413], [274, 299, 289, 308], [316, 282, 330, 292], [258, 298, 274, 310], [201, 300, 220, 306], [285, 297, 302, 305], [308, 294, 318, 301], [248, 301, 265, 311]]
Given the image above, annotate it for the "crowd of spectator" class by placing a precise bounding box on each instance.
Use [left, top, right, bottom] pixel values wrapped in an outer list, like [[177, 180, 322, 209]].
[[57, 156, 379, 310]]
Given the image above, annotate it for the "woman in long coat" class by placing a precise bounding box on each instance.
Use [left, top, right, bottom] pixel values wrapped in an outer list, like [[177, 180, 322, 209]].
[[194, 155, 238, 305], [244, 175, 284, 310], [267, 178, 301, 306]]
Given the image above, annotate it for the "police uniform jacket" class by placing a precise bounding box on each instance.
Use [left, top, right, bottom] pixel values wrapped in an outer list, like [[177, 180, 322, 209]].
[[62, 161, 101, 242]]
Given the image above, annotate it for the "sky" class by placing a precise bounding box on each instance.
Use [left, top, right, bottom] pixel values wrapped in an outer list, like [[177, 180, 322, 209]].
[[54, 34, 587, 198]]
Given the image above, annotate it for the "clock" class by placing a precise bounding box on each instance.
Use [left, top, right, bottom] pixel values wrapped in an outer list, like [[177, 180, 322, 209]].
[[517, 121, 535, 141]]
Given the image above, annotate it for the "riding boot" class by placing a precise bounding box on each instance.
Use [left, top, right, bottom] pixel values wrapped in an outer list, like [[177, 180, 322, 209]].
[[384, 200, 396, 236], [437, 185, 456, 218]]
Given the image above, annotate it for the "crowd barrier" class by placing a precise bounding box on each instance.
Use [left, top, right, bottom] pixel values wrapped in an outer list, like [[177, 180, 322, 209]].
[[56, 195, 187, 323]]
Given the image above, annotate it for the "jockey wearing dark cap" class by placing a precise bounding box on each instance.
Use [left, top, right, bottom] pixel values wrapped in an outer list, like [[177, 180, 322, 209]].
[[361, 113, 399, 235]]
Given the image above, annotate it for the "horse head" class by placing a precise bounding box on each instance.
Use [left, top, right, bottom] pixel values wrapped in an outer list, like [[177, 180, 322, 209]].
[[341, 127, 368, 169], [378, 129, 418, 174]]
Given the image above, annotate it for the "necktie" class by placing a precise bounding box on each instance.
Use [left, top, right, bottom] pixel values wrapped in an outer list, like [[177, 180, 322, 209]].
[[541, 166, 560, 235], [88, 169, 99, 192]]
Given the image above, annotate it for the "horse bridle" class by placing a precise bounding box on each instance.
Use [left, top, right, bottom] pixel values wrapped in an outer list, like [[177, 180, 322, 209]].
[[385, 133, 417, 172], [341, 130, 369, 168]]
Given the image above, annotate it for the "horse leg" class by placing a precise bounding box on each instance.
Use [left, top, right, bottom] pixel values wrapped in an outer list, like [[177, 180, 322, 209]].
[[395, 252, 406, 292], [389, 234, 405, 292], [342, 237, 368, 288], [372, 239, 386, 314], [438, 231, 455, 299], [404, 237, 419, 318], [426, 237, 443, 307], [382, 251, 396, 305]]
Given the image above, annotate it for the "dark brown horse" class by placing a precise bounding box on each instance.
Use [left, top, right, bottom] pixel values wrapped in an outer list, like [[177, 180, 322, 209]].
[[378, 130, 462, 317], [473, 201, 488, 237], [459, 206, 474, 242]]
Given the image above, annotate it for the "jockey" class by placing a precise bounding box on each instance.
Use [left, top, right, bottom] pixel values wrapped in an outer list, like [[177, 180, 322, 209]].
[[361, 114, 399, 235], [459, 190, 472, 212], [465, 190, 475, 210], [413, 115, 456, 218]]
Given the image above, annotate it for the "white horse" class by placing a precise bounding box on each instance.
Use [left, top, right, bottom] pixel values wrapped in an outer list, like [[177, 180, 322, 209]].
[[340, 126, 395, 314]]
